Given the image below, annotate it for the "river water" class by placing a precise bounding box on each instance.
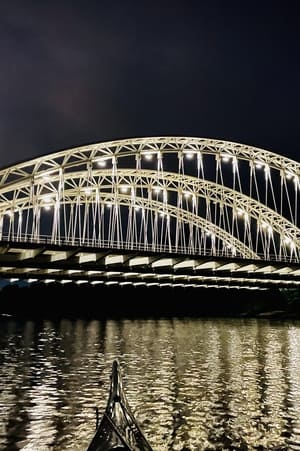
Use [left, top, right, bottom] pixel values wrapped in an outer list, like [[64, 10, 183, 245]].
[[1, 317, 300, 450]]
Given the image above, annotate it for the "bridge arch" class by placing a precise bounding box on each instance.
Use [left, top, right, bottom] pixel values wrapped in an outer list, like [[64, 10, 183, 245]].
[[0, 137, 299, 262]]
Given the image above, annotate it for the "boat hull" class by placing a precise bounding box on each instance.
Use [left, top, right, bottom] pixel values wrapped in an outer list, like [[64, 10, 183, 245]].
[[86, 360, 153, 451]]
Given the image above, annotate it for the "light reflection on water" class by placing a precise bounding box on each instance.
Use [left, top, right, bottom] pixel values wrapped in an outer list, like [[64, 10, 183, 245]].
[[1, 318, 300, 450]]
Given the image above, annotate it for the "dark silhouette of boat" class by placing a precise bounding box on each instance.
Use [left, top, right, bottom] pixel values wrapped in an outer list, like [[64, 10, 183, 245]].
[[86, 359, 153, 451]]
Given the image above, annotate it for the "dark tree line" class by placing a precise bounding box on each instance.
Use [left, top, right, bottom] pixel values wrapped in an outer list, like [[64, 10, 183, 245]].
[[0, 282, 296, 320]]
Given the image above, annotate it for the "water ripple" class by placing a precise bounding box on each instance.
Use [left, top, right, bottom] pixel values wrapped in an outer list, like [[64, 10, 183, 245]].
[[1, 318, 300, 450]]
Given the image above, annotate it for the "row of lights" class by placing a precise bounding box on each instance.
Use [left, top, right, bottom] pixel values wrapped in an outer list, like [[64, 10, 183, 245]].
[[31, 151, 299, 181]]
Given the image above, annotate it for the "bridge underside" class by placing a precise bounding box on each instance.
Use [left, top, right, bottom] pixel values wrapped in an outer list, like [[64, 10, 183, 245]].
[[0, 240, 299, 290]]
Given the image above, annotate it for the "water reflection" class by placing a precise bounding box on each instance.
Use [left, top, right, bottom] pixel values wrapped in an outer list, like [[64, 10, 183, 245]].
[[1, 318, 300, 450], [286, 326, 300, 450]]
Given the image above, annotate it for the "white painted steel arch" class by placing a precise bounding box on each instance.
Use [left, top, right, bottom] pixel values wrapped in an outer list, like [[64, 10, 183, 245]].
[[0, 136, 299, 261]]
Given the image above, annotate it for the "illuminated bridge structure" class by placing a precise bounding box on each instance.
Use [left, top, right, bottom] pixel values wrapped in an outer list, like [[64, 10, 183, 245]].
[[0, 136, 300, 289]]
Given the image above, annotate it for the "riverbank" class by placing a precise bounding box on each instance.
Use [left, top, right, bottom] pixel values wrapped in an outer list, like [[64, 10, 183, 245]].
[[0, 282, 298, 320]]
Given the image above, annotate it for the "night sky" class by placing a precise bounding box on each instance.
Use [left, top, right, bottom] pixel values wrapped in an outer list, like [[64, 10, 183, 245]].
[[1, 0, 300, 168]]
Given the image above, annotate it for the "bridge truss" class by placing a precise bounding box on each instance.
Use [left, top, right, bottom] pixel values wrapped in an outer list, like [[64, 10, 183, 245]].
[[0, 136, 300, 274]]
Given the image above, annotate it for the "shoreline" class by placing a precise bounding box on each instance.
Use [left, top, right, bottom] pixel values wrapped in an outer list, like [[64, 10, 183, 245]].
[[1, 283, 299, 320]]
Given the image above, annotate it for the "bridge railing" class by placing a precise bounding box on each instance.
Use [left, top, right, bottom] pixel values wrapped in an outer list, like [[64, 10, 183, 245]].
[[0, 233, 298, 264]]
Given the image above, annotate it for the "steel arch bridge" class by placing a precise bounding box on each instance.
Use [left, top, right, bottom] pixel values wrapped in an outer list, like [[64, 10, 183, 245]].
[[0, 136, 300, 289]]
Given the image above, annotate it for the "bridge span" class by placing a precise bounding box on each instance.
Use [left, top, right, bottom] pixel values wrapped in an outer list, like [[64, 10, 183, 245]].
[[0, 238, 299, 289], [0, 136, 299, 289]]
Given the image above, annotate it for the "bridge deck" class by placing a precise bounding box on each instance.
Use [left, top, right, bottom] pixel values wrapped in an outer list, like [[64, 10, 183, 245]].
[[0, 240, 299, 289]]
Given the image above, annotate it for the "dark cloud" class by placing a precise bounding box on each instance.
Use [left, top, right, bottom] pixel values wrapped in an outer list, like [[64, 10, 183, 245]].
[[0, 0, 300, 166]]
